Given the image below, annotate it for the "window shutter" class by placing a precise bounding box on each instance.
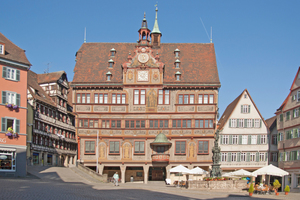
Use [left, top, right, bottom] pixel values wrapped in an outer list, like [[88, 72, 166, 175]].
[[228, 152, 232, 162], [256, 152, 259, 162], [16, 94, 20, 106], [237, 152, 241, 162], [1, 117, 6, 132], [252, 119, 254, 127], [229, 135, 232, 145], [241, 105, 243, 113], [277, 133, 280, 141], [247, 152, 250, 162], [2, 66, 7, 78], [16, 70, 20, 81], [229, 119, 231, 127], [244, 119, 247, 128], [248, 105, 251, 113], [237, 119, 239, 128], [257, 135, 261, 144], [220, 135, 223, 145], [265, 152, 268, 161], [239, 135, 242, 144], [248, 135, 251, 144], [16, 119, 20, 133], [2, 91, 6, 104], [260, 119, 262, 128]]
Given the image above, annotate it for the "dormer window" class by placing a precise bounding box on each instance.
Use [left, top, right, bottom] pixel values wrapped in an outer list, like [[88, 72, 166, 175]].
[[174, 49, 180, 57], [175, 71, 181, 81], [106, 71, 112, 81], [175, 59, 180, 68], [108, 59, 114, 68], [110, 48, 116, 57], [0, 44, 4, 54]]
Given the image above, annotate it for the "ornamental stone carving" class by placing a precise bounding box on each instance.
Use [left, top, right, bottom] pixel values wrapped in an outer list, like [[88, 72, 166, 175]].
[[177, 106, 195, 112], [112, 107, 126, 112], [113, 130, 122, 135], [197, 106, 214, 112], [94, 106, 109, 112], [101, 130, 110, 135], [76, 105, 91, 112], [157, 106, 170, 111], [133, 107, 146, 111]]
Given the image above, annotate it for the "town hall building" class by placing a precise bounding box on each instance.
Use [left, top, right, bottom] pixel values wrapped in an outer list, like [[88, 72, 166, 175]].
[[71, 8, 221, 183]]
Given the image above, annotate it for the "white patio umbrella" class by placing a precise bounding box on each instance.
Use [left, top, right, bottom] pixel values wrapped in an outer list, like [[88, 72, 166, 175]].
[[188, 167, 208, 175], [252, 164, 289, 177], [170, 165, 191, 187], [222, 172, 236, 178], [231, 169, 257, 177], [252, 164, 289, 185]]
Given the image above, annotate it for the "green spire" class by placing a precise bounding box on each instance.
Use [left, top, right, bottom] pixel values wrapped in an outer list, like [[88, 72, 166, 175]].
[[152, 5, 161, 34]]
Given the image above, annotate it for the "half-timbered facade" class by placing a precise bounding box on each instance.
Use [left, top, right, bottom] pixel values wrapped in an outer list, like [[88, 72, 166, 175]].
[[72, 8, 220, 183]]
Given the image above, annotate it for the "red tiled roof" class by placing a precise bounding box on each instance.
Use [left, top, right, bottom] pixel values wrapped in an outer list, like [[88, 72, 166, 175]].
[[72, 42, 220, 86], [0, 32, 31, 66], [37, 71, 66, 84], [28, 70, 56, 107], [265, 116, 276, 130]]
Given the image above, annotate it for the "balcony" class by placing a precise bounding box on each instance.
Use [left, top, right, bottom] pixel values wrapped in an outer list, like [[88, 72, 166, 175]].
[[35, 113, 56, 124], [151, 154, 170, 162], [31, 143, 76, 155]]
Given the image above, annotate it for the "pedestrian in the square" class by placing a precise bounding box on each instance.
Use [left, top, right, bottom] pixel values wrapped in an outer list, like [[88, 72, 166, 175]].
[[113, 172, 119, 186]]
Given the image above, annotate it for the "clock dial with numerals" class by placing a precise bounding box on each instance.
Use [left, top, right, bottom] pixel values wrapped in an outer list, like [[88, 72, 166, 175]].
[[138, 71, 149, 81], [138, 53, 149, 63]]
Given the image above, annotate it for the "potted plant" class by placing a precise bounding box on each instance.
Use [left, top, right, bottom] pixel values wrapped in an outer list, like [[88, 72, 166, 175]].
[[248, 183, 254, 196], [13, 104, 18, 109], [284, 185, 290, 195], [273, 179, 281, 195]]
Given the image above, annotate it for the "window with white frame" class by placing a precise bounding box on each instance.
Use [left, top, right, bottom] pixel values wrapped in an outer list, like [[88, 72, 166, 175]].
[[247, 119, 252, 127], [1, 118, 20, 134], [242, 135, 248, 144], [86, 94, 90, 103], [239, 119, 244, 127], [209, 95, 214, 104], [230, 119, 236, 128], [2, 66, 20, 81], [242, 105, 250, 113], [82, 94, 86, 103], [254, 119, 260, 128], [231, 153, 237, 162], [259, 153, 265, 161], [271, 152, 278, 162], [293, 108, 299, 118], [222, 135, 229, 144], [2, 91, 20, 106], [0, 149, 16, 171], [241, 152, 246, 161], [260, 135, 267, 144], [112, 94, 126, 104], [251, 135, 257, 144], [221, 153, 227, 162], [232, 135, 238, 144], [203, 95, 208, 104], [250, 153, 256, 162], [0, 44, 4, 54]]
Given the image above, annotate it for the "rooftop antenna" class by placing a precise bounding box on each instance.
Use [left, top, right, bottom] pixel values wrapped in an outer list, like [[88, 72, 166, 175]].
[[84, 27, 86, 43], [44, 62, 51, 74], [200, 17, 210, 43], [210, 27, 212, 43]]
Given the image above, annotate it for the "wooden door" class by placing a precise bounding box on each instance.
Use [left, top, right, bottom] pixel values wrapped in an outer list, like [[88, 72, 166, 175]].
[[152, 170, 163, 180]]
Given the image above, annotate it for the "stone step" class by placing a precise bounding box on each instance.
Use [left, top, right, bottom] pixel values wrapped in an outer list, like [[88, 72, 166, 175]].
[[69, 166, 101, 183]]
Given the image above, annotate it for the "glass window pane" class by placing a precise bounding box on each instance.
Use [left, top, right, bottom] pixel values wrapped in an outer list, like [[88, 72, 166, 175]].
[[136, 120, 140, 128], [172, 120, 176, 128], [160, 120, 163, 128], [190, 95, 194, 104], [165, 90, 169, 104], [187, 120, 191, 128], [94, 94, 98, 103], [150, 120, 153, 128], [154, 120, 158, 128], [141, 120, 145, 128], [99, 94, 103, 103], [117, 94, 121, 104], [182, 120, 186, 128], [195, 120, 199, 128], [122, 94, 126, 104], [112, 94, 116, 104], [177, 120, 181, 128], [140, 142, 144, 153], [179, 95, 183, 104], [164, 120, 168, 128], [130, 120, 134, 128], [184, 95, 188, 104]]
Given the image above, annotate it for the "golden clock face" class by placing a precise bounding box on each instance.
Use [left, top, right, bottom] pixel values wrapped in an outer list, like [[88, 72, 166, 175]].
[[138, 71, 148, 81], [138, 53, 149, 63]]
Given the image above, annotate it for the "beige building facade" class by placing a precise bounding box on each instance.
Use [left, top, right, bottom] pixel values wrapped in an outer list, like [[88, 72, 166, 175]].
[[72, 9, 220, 183]]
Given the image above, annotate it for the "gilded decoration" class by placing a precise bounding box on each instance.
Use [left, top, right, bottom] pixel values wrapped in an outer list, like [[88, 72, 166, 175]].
[[128, 71, 133, 80], [152, 71, 159, 82], [122, 142, 132, 160], [146, 89, 157, 112], [99, 142, 106, 159], [188, 142, 196, 159]]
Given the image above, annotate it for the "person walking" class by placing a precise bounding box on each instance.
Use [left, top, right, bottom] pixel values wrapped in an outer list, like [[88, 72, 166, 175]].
[[113, 172, 119, 186]]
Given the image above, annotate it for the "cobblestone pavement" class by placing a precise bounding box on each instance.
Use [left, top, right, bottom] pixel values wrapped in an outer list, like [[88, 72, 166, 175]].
[[0, 166, 298, 200]]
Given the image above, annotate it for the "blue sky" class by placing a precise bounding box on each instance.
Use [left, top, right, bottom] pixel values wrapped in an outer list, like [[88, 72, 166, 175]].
[[1, 0, 299, 120]]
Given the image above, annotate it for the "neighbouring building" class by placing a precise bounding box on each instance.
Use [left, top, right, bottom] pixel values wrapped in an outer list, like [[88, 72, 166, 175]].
[[27, 70, 77, 166], [265, 116, 278, 167], [275, 67, 300, 190], [0, 32, 31, 177], [218, 89, 269, 174], [71, 8, 221, 184]]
